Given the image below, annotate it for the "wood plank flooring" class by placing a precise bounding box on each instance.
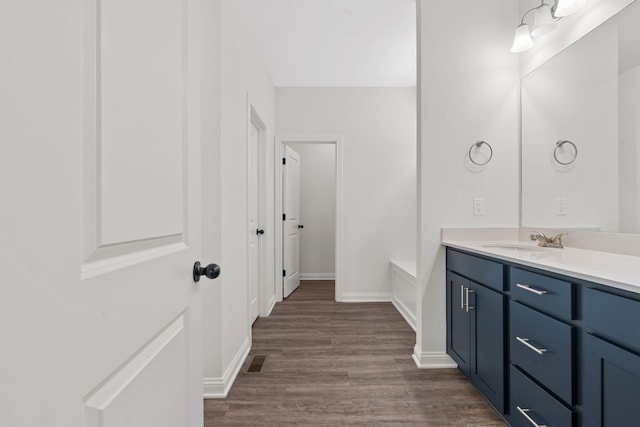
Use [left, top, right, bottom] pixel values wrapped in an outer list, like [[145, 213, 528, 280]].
[[204, 280, 505, 426]]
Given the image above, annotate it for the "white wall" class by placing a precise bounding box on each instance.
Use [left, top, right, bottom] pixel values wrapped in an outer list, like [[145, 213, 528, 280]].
[[203, 0, 275, 397], [288, 143, 336, 279], [415, 0, 520, 367], [201, 0, 224, 394], [276, 87, 416, 301]]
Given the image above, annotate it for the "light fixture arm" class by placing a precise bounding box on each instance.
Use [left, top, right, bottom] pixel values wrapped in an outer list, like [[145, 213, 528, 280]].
[[519, 6, 539, 25], [520, 0, 560, 25]]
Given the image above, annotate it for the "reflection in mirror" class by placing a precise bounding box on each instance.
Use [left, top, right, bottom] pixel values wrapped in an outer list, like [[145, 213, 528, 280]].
[[521, 0, 640, 233]]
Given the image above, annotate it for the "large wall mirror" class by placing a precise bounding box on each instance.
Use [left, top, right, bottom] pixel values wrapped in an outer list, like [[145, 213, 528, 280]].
[[521, 0, 640, 233]]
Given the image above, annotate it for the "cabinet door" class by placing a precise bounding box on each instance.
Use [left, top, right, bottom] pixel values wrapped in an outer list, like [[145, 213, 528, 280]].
[[584, 333, 640, 427], [447, 272, 471, 374], [471, 282, 505, 413]]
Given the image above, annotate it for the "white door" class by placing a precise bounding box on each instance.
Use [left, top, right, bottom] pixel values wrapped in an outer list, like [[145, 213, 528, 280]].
[[283, 146, 302, 298], [0, 2, 211, 426], [248, 120, 261, 323]]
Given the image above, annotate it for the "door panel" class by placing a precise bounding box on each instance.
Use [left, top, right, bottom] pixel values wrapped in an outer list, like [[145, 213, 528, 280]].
[[99, 0, 185, 245], [82, 0, 188, 267], [471, 282, 505, 413], [283, 146, 301, 298], [447, 272, 470, 374], [248, 121, 260, 323], [0, 1, 206, 425], [584, 333, 640, 426], [84, 315, 188, 427]]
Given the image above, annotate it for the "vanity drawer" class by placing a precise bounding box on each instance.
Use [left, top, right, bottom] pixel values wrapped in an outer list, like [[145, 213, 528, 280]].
[[510, 267, 573, 320], [510, 365, 573, 427], [510, 301, 573, 404], [446, 249, 504, 291], [584, 287, 640, 353]]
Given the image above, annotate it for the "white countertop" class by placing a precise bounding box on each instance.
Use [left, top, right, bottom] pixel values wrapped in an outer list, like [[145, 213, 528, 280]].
[[442, 240, 640, 295]]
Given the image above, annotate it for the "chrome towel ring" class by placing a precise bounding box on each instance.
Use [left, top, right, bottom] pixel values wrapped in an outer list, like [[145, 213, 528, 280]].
[[554, 140, 577, 165], [468, 140, 493, 166]]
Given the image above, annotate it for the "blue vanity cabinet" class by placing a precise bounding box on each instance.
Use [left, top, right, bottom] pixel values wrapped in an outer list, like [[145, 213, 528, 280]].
[[446, 249, 506, 414], [583, 334, 640, 427], [447, 271, 471, 374], [508, 267, 576, 426], [470, 280, 505, 413], [445, 245, 640, 426], [583, 287, 640, 427]]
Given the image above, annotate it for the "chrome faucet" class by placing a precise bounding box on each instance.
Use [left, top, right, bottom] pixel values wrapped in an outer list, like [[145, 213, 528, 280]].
[[530, 231, 567, 248]]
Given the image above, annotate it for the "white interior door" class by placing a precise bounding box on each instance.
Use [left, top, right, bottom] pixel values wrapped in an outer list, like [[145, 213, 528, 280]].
[[0, 1, 210, 426], [248, 120, 260, 323], [283, 146, 302, 298]]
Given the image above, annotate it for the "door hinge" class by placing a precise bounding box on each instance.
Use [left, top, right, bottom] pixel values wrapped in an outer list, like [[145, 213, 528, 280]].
[[282, 157, 286, 165], [283, 269, 286, 277], [283, 213, 286, 221]]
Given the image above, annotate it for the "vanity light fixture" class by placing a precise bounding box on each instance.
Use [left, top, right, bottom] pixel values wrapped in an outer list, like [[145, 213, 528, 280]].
[[511, 0, 586, 53]]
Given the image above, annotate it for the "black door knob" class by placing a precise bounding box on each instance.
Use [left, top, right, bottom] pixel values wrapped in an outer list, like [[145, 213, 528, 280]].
[[298, 224, 304, 229], [256, 229, 265, 235], [193, 261, 221, 282]]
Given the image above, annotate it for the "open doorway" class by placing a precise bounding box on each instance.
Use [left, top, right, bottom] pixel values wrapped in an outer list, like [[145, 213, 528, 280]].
[[275, 137, 343, 302], [289, 143, 336, 281]]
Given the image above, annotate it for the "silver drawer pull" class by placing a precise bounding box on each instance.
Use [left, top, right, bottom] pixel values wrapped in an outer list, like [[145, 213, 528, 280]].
[[517, 283, 548, 295], [516, 406, 547, 427], [516, 337, 547, 355], [461, 285, 465, 309], [465, 287, 475, 312]]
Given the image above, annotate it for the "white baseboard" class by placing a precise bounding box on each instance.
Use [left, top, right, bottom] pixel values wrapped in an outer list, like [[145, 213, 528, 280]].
[[263, 295, 277, 317], [203, 337, 250, 399], [339, 292, 392, 302], [392, 297, 416, 331], [300, 273, 336, 280], [412, 345, 457, 369]]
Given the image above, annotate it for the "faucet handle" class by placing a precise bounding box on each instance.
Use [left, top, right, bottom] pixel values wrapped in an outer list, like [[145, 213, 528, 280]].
[[530, 230, 547, 241], [551, 233, 567, 248]]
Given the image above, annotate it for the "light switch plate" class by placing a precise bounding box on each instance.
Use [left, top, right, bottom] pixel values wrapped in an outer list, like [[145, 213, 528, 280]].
[[555, 198, 567, 216], [473, 198, 485, 216]]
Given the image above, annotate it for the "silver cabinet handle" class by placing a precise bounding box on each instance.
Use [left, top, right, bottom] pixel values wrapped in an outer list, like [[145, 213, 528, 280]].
[[461, 285, 465, 309], [516, 337, 547, 355], [516, 406, 547, 427], [516, 283, 548, 295], [465, 288, 475, 312]]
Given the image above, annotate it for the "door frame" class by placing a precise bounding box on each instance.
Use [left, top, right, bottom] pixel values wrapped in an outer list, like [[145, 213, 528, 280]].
[[275, 135, 344, 301], [247, 96, 269, 323]]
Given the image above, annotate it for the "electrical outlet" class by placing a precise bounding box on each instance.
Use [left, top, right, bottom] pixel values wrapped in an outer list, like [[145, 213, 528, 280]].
[[473, 198, 485, 216], [555, 198, 567, 216]]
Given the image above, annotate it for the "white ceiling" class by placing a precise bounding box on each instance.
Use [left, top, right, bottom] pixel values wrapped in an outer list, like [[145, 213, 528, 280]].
[[242, 0, 417, 87]]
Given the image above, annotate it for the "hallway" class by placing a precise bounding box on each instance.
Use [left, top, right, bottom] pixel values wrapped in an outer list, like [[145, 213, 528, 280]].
[[204, 281, 504, 426]]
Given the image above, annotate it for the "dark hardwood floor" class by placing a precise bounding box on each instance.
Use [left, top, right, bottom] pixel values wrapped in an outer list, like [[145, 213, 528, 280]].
[[204, 280, 505, 426]]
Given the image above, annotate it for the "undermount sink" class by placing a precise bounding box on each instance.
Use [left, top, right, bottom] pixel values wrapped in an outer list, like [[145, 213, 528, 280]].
[[481, 243, 552, 252]]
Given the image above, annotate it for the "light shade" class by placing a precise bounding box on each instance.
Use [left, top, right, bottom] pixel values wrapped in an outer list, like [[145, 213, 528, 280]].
[[511, 24, 535, 53], [554, 0, 586, 17], [531, 4, 557, 37]]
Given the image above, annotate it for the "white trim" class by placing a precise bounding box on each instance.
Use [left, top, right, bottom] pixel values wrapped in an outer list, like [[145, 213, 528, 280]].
[[390, 260, 416, 331], [264, 295, 277, 317], [247, 95, 273, 324], [412, 345, 457, 369], [202, 337, 251, 399], [392, 297, 416, 332], [340, 292, 392, 302], [300, 273, 336, 280], [275, 135, 344, 302]]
